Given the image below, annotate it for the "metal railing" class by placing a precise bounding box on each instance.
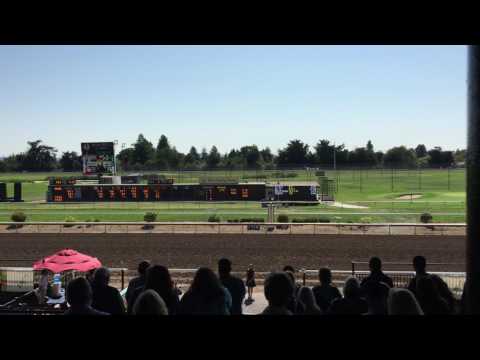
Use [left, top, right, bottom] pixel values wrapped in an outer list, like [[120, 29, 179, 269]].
[[0, 221, 467, 236]]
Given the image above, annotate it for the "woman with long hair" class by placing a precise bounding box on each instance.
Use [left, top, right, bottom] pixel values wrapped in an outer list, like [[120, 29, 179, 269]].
[[128, 265, 179, 315], [178, 267, 232, 315], [297, 286, 323, 315]]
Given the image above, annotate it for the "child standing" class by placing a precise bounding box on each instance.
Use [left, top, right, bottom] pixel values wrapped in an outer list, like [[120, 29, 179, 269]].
[[246, 264, 256, 302]]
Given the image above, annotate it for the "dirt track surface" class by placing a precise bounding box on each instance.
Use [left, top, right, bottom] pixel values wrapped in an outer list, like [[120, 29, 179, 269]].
[[0, 233, 465, 272]]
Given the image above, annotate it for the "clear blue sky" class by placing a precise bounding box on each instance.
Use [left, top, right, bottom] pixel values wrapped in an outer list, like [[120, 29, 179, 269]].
[[0, 45, 466, 157]]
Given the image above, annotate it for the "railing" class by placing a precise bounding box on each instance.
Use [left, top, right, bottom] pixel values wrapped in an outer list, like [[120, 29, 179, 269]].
[[0, 222, 467, 236], [299, 261, 466, 297]]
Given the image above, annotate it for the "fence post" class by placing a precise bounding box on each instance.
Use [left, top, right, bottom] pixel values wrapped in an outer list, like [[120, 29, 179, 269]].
[[302, 271, 306, 286], [351, 262, 355, 276], [121, 269, 125, 290]]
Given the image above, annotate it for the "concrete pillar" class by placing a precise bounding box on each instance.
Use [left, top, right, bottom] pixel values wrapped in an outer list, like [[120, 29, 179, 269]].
[[466, 45, 480, 313]]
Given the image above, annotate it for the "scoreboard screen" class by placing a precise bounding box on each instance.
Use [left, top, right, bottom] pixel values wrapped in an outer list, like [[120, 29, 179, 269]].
[[81, 142, 115, 175], [47, 182, 319, 203]]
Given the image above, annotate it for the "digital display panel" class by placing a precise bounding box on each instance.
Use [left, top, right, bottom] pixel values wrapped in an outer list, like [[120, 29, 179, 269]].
[[47, 183, 318, 202], [81, 142, 115, 175]]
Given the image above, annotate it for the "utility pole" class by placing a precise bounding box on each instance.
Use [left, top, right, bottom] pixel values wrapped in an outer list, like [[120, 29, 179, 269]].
[[467, 45, 480, 313]]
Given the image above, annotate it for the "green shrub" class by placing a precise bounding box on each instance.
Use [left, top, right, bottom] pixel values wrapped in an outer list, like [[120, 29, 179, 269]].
[[359, 217, 373, 224], [11, 211, 27, 223], [64, 216, 76, 227], [277, 214, 289, 223], [292, 217, 330, 223], [420, 213, 433, 223], [208, 215, 221, 222], [315, 171, 325, 177], [240, 218, 264, 223], [144, 212, 157, 222]]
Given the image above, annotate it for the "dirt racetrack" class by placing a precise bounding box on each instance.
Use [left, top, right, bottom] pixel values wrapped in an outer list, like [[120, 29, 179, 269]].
[[0, 233, 465, 272]]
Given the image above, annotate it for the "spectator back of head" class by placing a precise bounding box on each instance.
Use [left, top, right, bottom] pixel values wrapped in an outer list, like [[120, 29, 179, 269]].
[[319, 268, 332, 285], [264, 272, 294, 307], [93, 267, 110, 287], [138, 260, 151, 276], [369, 257, 382, 272], [66, 277, 92, 307], [388, 288, 424, 315], [218, 258, 232, 276], [413, 256, 426, 273], [132, 289, 168, 315], [343, 277, 361, 298], [283, 265, 295, 273]]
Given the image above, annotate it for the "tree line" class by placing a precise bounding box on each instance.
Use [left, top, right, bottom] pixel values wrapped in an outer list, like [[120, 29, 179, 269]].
[[0, 136, 466, 172]]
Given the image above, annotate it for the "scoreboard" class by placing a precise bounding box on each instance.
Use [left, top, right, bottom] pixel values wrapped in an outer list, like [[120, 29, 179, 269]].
[[47, 183, 267, 202]]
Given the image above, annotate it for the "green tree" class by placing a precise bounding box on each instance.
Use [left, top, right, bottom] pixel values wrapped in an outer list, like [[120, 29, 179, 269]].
[[206, 146, 221, 169], [22, 140, 58, 171], [240, 145, 262, 169], [277, 140, 310, 167], [415, 144, 428, 158], [383, 146, 417, 168], [132, 134, 155, 166], [60, 151, 82, 171], [116, 148, 135, 171]]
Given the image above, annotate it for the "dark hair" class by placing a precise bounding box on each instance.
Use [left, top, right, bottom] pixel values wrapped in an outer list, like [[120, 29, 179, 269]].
[[145, 265, 174, 304], [369, 257, 382, 272], [319, 268, 332, 284], [189, 267, 225, 302], [413, 256, 426, 272], [138, 260, 151, 276], [218, 258, 232, 275], [285, 271, 295, 286], [41, 269, 49, 276], [66, 277, 92, 306], [264, 272, 294, 307], [92, 267, 110, 287], [283, 265, 295, 273]]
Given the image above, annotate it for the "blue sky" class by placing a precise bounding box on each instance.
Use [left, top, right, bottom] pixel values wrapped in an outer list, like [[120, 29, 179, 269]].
[[0, 45, 466, 157]]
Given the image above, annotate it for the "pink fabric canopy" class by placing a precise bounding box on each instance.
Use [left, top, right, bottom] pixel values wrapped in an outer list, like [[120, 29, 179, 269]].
[[33, 249, 102, 273]]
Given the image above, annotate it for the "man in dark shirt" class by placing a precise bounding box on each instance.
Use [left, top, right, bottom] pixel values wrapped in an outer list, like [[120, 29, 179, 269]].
[[126, 260, 150, 307], [407, 255, 455, 313], [218, 258, 246, 315], [312, 268, 342, 312], [360, 257, 394, 289], [91, 267, 126, 315], [64, 277, 109, 315]]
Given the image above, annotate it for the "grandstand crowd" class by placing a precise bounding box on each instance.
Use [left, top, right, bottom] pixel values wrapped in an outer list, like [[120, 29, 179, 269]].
[[54, 255, 464, 315]]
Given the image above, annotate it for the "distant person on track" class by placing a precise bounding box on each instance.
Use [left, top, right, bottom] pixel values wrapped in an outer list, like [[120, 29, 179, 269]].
[[360, 257, 394, 289], [246, 265, 256, 303], [126, 260, 151, 307], [178, 267, 232, 315], [312, 267, 342, 313], [128, 265, 179, 315], [91, 267, 126, 315], [328, 277, 368, 315], [387, 288, 424, 315], [132, 289, 169, 315], [297, 286, 322, 315], [218, 258, 246, 315], [64, 277, 109, 315], [407, 255, 455, 313], [261, 272, 295, 315]]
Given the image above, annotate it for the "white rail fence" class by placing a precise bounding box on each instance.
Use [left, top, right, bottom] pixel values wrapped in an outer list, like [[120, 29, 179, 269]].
[[0, 222, 467, 235]]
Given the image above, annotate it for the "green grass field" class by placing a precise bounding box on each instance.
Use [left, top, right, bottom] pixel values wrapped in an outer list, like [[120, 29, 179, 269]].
[[0, 169, 466, 223]]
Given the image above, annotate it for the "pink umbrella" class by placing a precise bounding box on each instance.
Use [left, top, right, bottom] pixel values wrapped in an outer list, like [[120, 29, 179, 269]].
[[33, 249, 102, 273]]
